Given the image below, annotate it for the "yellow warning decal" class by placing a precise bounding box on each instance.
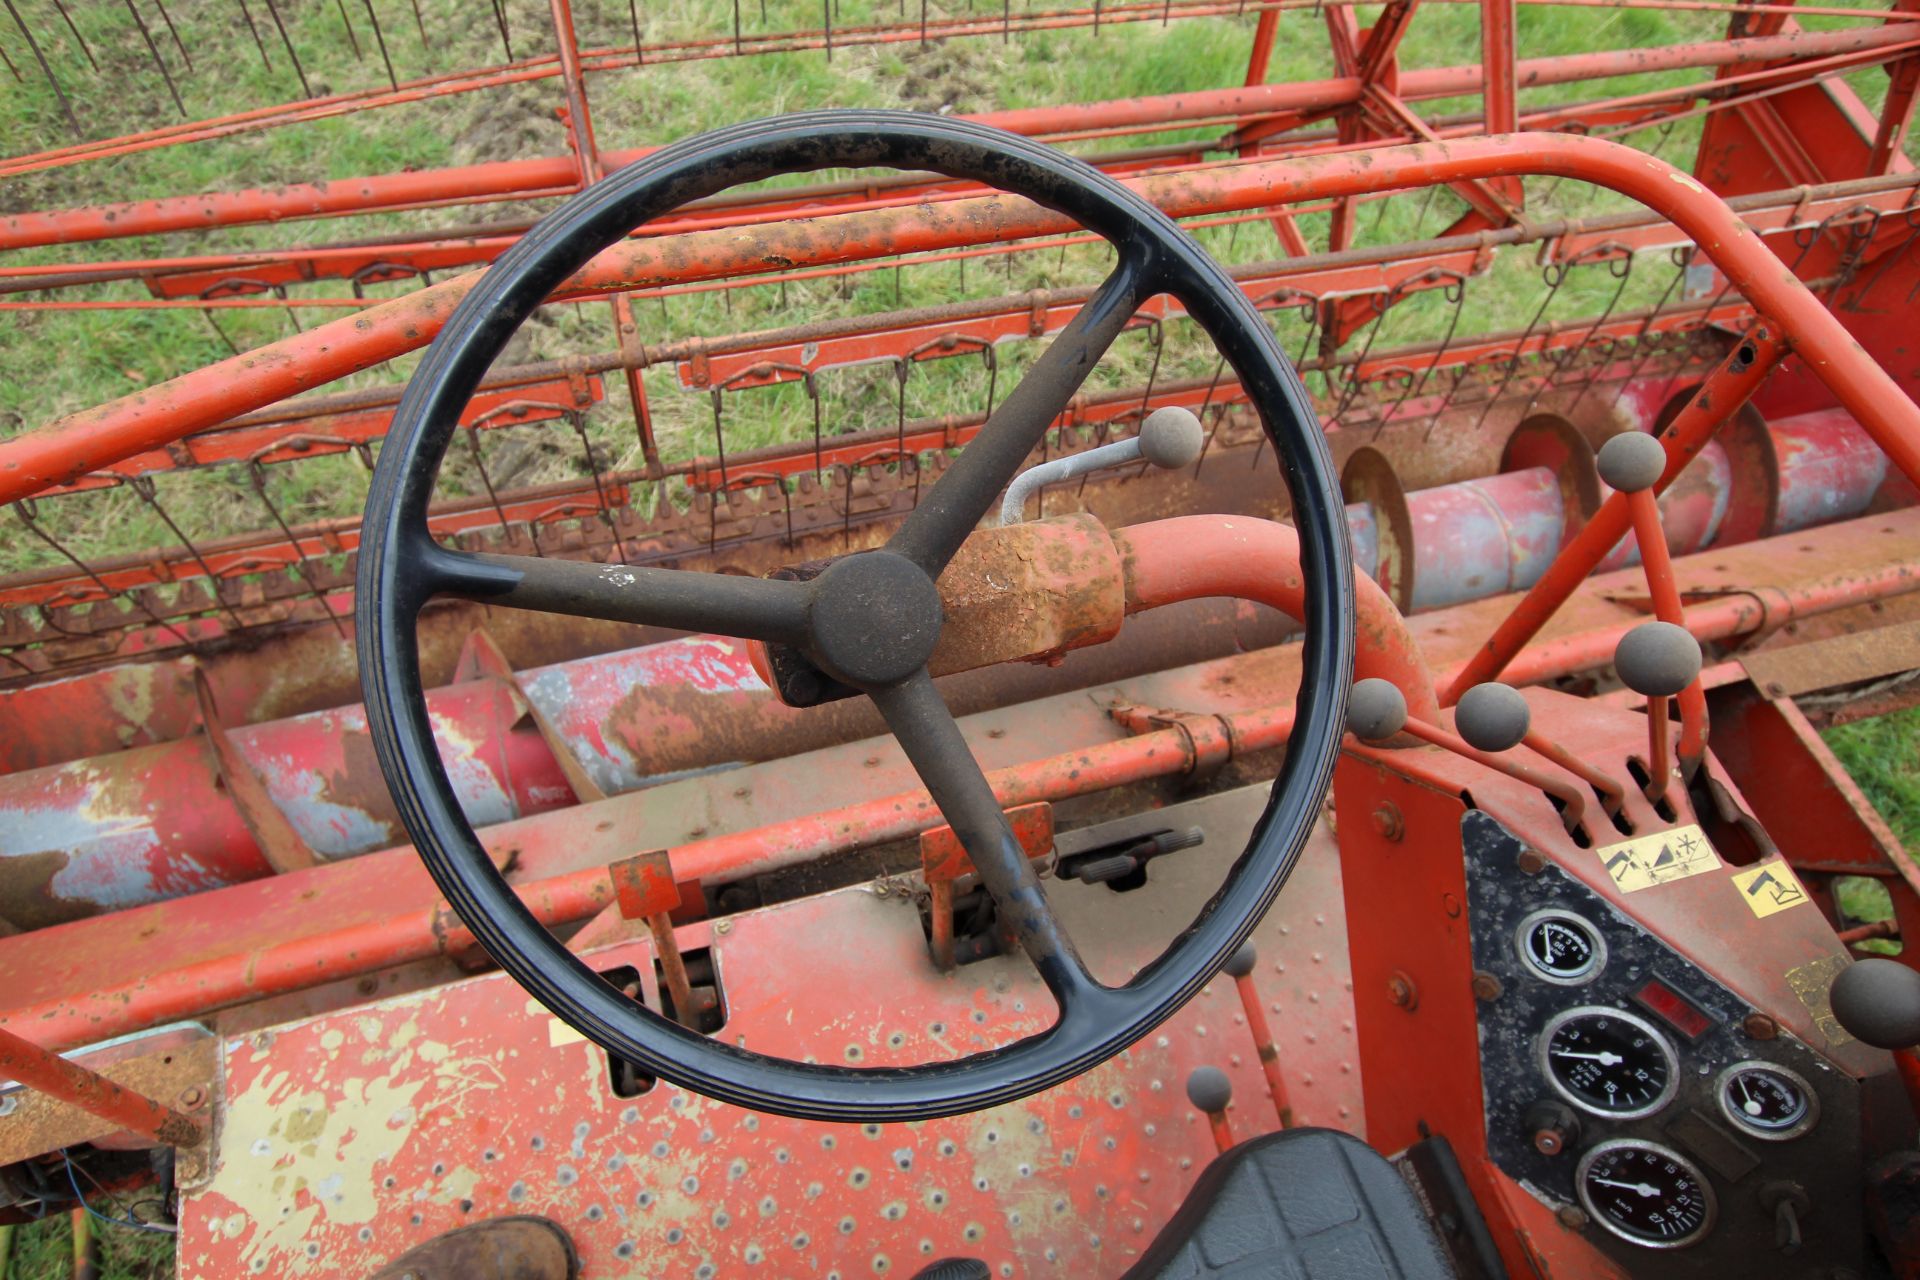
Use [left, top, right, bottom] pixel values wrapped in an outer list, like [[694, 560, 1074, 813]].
[[1731, 860, 1812, 919], [1595, 823, 1720, 893]]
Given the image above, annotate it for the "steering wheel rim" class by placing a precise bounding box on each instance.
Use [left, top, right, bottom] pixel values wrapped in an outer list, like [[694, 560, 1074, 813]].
[[357, 110, 1354, 1123]]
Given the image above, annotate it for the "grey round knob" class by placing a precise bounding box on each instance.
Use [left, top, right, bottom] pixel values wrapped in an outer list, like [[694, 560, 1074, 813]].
[[1186, 1065, 1233, 1113], [1456, 682, 1531, 753], [1597, 432, 1666, 493], [1830, 957, 1920, 1050], [1348, 678, 1408, 742], [1139, 407, 1206, 470], [1223, 942, 1257, 979], [1613, 621, 1702, 698]]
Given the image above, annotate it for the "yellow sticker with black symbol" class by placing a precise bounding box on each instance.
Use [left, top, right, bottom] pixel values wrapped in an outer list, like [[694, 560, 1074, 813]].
[[1595, 823, 1720, 893], [1731, 860, 1811, 919]]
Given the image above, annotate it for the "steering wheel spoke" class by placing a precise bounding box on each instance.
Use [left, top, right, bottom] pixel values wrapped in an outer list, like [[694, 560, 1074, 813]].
[[887, 252, 1155, 578], [869, 670, 1099, 1010], [420, 545, 813, 646]]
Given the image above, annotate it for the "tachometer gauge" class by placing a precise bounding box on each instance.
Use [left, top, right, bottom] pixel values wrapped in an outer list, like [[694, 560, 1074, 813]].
[[1576, 1140, 1716, 1249], [1537, 1006, 1677, 1119], [1715, 1061, 1818, 1140], [1515, 909, 1605, 984]]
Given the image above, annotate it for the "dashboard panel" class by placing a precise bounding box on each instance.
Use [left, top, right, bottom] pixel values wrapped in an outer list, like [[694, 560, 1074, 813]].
[[1462, 810, 1873, 1276]]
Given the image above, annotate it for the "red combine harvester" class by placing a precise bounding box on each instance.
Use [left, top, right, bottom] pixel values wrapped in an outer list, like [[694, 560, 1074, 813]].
[[6, 1, 1920, 1276]]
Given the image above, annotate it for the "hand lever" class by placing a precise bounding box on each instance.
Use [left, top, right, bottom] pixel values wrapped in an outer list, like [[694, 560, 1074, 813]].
[[1456, 682, 1627, 819], [1613, 621, 1702, 808]]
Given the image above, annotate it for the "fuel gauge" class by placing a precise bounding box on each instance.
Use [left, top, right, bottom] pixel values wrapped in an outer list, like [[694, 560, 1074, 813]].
[[1515, 909, 1606, 985], [1715, 1062, 1818, 1141]]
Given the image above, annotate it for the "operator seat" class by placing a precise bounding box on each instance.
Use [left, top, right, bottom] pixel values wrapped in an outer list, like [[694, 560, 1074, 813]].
[[1119, 1128, 1455, 1279], [909, 1128, 1455, 1280]]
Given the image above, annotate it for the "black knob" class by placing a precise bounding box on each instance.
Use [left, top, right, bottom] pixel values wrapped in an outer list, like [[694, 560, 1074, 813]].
[[1830, 958, 1920, 1050], [1186, 1065, 1233, 1114], [1614, 621, 1701, 698], [1455, 682, 1531, 753], [1223, 942, 1257, 979], [1597, 431, 1667, 493], [1348, 678, 1408, 742]]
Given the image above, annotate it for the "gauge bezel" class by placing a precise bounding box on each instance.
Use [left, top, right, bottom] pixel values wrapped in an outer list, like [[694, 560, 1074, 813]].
[[1513, 908, 1608, 986], [1536, 1005, 1679, 1120], [1714, 1060, 1819, 1142], [1575, 1138, 1717, 1250]]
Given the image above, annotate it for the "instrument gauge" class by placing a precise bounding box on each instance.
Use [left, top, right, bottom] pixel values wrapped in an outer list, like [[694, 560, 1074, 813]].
[[1715, 1061, 1818, 1140], [1515, 909, 1606, 985], [1537, 1006, 1678, 1119], [1576, 1139, 1716, 1249]]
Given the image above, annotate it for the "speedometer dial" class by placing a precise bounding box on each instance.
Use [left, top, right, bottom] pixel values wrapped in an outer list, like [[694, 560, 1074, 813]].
[[1537, 1006, 1677, 1119], [1576, 1140, 1716, 1248]]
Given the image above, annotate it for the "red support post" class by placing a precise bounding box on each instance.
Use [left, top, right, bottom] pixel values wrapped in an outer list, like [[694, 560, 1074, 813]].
[[1446, 326, 1791, 702], [0, 1026, 205, 1148], [1479, 0, 1522, 206]]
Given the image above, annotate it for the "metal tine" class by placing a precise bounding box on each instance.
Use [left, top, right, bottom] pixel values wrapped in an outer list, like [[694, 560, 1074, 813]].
[[629, 0, 643, 65], [128, 476, 248, 634], [1520, 243, 1633, 422], [1248, 293, 1315, 468], [1468, 257, 1571, 434], [236, 0, 272, 70], [1376, 268, 1466, 441], [709, 389, 732, 494], [1822, 207, 1883, 304], [153, 0, 191, 71], [261, 0, 311, 97], [13, 499, 192, 647], [490, 0, 513, 60], [49, 0, 95, 71], [1557, 247, 1637, 416], [462, 426, 532, 555], [201, 308, 241, 356], [246, 462, 347, 637], [3, 0, 81, 139], [1326, 289, 1396, 430], [334, 0, 362, 57], [1607, 247, 1689, 410], [1187, 353, 1231, 480], [123, 0, 187, 117], [1855, 205, 1920, 305], [408, 0, 429, 67], [363, 0, 397, 90], [0, 40, 21, 82], [567, 412, 632, 565]]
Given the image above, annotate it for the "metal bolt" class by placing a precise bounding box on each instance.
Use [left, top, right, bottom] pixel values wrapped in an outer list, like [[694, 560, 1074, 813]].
[[1555, 1205, 1589, 1230], [178, 1085, 207, 1111], [715, 920, 732, 936], [1534, 1127, 1564, 1156], [1743, 1012, 1779, 1040], [1471, 971, 1504, 1002], [1442, 892, 1462, 919], [1386, 971, 1418, 1011], [1370, 803, 1403, 842], [1516, 849, 1547, 875]]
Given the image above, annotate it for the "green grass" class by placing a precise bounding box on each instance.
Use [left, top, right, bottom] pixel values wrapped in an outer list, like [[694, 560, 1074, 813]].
[[1828, 708, 1920, 849]]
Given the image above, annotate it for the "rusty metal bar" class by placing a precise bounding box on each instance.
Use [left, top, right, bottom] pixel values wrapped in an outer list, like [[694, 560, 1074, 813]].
[[0, 1026, 204, 1147]]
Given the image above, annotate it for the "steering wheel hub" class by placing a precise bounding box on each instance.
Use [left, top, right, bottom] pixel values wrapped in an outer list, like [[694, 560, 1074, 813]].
[[806, 551, 944, 689]]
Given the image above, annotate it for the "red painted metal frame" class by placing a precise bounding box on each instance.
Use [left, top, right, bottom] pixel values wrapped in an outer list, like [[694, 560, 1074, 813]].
[[9, 135, 1915, 510]]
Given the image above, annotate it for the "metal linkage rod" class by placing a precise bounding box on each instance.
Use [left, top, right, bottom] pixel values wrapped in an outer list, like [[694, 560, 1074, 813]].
[[0, 1026, 205, 1147]]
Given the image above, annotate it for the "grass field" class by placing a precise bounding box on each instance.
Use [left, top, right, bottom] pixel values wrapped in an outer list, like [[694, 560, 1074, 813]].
[[3, 0, 1920, 1275]]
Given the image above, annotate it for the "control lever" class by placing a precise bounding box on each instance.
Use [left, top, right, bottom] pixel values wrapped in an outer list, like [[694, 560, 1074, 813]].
[[1186, 1066, 1236, 1154], [1223, 942, 1295, 1127], [1830, 957, 1920, 1049], [1613, 621, 1703, 809], [1348, 679, 1593, 840], [999, 406, 1205, 525], [1059, 827, 1203, 887], [1600, 432, 1711, 787], [1456, 682, 1628, 819]]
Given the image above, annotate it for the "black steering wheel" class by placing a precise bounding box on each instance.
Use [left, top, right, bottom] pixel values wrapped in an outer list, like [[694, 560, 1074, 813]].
[[356, 110, 1354, 1123]]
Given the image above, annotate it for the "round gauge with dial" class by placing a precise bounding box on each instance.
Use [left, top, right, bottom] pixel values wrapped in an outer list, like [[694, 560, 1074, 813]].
[[1537, 1006, 1677, 1119], [1515, 909, 1606, 985], [1715, 1061, 1818, 1140], [1576, 1139, 1716, 1249]]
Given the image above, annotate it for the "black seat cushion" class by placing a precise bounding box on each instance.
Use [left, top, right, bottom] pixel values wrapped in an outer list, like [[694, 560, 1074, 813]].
[[1119, 1128, 1455, 1279]]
